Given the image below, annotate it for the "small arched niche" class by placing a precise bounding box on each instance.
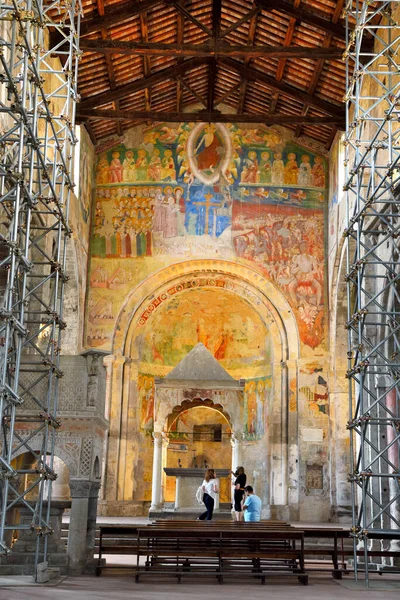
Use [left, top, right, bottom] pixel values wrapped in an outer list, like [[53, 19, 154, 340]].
[[165, 404, 232, 504]]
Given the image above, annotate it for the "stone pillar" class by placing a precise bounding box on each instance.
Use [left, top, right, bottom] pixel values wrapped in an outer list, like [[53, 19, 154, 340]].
[[150, 433, 163, 510], [67, 479, 91, 575], [86, 482, 101, 561], [160, 434, 169, 506], [175, 475, 181, 510]]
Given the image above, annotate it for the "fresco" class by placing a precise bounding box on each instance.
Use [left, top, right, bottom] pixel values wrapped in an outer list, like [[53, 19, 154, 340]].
[[137, 288, 271, 378], [243, 376, 272, 441], [87, 121, 327, 351]]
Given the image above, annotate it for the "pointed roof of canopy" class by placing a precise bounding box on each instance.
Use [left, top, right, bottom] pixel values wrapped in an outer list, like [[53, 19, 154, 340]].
[[164, 342, 237, 383]]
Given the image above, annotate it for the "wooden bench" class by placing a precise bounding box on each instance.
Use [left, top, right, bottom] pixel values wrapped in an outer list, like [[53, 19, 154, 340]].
[[96, 525, 138, 575], [134, 526, 308, 585]]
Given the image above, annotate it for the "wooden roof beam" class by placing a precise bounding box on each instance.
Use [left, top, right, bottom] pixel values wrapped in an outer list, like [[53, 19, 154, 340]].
[[169, 0, 213, 37], [220, 5, 260, 39], [79, 39, 344, 59], [176, 0, 185, 112], [80, 0, 164, 36], [78, 57, 211, 110], [208, 0, 222, 112], [177, 76, 207, 108], [294, 0, 344, 140], [238, 1, 259, 114], [96, 0, 122, 137], [255, 0, 346, 39], [219, 56, 345, 119], [77, 109, 344, 125], [214, 82, 242, 107]]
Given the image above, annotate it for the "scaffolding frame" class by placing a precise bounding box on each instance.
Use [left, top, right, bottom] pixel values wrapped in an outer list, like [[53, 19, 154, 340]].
[[0, 0, 80, 578], [345, 0, 400, 584]]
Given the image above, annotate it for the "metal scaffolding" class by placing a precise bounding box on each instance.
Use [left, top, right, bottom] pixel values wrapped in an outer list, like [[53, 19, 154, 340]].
[[345, 0, 400, 584], [0, 0, 80, 578]]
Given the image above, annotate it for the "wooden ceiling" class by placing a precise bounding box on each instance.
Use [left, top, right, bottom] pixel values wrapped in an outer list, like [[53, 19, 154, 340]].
[[70, 0, 350, 148]]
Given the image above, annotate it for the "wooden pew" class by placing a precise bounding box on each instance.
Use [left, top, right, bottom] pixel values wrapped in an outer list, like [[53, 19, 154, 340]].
[[134, 526, 308, 585]]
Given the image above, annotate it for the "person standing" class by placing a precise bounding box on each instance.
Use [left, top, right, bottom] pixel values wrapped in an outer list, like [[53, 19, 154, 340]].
[[243, 485, 262, 522], [232, 466, 246, 521], [198, 469, 219, 521]]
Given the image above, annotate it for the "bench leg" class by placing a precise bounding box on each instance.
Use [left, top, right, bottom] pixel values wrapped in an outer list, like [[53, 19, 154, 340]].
[[332, 569, 343, 580], [298, 575, 308, 586]]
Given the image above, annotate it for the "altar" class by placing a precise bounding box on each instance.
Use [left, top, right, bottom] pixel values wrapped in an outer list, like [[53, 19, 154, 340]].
[[164, 468, 231, 511]]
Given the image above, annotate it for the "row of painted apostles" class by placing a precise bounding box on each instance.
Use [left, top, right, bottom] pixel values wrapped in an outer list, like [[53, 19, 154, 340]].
[[96, 149, 326, 188], [91, 187, 186, 257]]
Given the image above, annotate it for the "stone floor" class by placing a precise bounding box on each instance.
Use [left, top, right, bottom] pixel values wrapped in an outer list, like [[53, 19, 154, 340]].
[[1, 574, 400, 600]]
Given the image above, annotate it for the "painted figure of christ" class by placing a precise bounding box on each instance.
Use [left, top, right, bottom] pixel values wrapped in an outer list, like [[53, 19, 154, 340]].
[[195, 124, 223, 172]]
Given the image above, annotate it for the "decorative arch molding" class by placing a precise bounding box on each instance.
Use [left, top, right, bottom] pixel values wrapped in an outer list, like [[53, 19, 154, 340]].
[[11, 436, 79, 477], [166, 398, 233, 433], [112, 259, 300, 362]]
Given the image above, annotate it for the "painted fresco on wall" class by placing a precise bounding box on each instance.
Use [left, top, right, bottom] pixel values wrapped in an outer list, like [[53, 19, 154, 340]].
[[87, 121, 327, 351], [243, 376, 272, 441], [138, 288, 272, 379], [138, 373, 155, 433]]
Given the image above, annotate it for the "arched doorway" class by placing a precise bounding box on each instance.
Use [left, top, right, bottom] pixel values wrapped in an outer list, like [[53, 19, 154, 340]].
[[164, 401, 233, 510]]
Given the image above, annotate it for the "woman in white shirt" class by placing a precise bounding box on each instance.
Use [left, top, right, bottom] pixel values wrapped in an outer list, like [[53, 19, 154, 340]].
[[197, 469, 219, 521]]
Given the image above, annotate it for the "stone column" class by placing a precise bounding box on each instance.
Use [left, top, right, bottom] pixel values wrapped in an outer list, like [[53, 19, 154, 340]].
[[86, 481, 101, 561], [67, 479, 91, 575], [175, 475, 181, 510], [160, 434, 169, 506], [150, 432, 163, 510]]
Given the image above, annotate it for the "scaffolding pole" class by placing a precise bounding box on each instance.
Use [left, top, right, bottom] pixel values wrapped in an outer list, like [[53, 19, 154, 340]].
[[345, 0, 400, 585], [0, 0, 80, 579]]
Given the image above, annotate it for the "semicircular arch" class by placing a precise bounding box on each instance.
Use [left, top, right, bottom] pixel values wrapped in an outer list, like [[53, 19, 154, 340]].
[[112, 260, 299, 363]]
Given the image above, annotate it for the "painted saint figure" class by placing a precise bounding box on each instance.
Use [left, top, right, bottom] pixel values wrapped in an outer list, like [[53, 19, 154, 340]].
[[259, 151, 272, 184], [241, 151, 259, 184], [122, 150, 136, 182], [271, 152, 284, 185], [109, 151, 123, 183], [298, 154, 312, 186], [284, 153, 299, 185], [312, 156, 325, 187], [148, 148, 162, 181]]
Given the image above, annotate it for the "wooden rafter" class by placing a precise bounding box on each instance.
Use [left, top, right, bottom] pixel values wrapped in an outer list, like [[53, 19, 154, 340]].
[[96, 0, 122, 136], [77, 109, 344, 124], [208, 0, 222, 112], [169, 0, 213, 37], [79, 39, 344, 60], [219, 57, 345, 118], [140, 9, 152, 115], [80, 0, 164, 36], [177, 76, 207, 108], [294, 0, 345, 139], [275, 0, 301, 83], [214, 82, 242, 107], [238, 1, 259, 114], [176, 0, 185, 112], [220, 5, 260, 39], [255, 0, 346, 39], [78, 57, 211, 111]]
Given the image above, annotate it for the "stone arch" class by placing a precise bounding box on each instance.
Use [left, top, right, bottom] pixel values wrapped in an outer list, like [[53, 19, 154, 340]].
[[112, 259, 300, 363], [11, 437, 79, 477], [166, 398, 232, 433]]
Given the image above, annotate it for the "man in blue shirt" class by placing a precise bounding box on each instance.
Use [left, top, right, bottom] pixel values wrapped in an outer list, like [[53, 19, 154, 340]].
[[243, 485, 262, 522]]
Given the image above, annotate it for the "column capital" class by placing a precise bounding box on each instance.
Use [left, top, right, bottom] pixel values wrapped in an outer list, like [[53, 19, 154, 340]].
[[89, 481, 102, 498], [152, 431, 163, 442], [231, 432, 244, 445], [69, 479, 92, 498]]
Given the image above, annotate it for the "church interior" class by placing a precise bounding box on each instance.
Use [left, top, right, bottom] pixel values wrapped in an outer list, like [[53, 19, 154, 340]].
[[1, 0, 400, 594]]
